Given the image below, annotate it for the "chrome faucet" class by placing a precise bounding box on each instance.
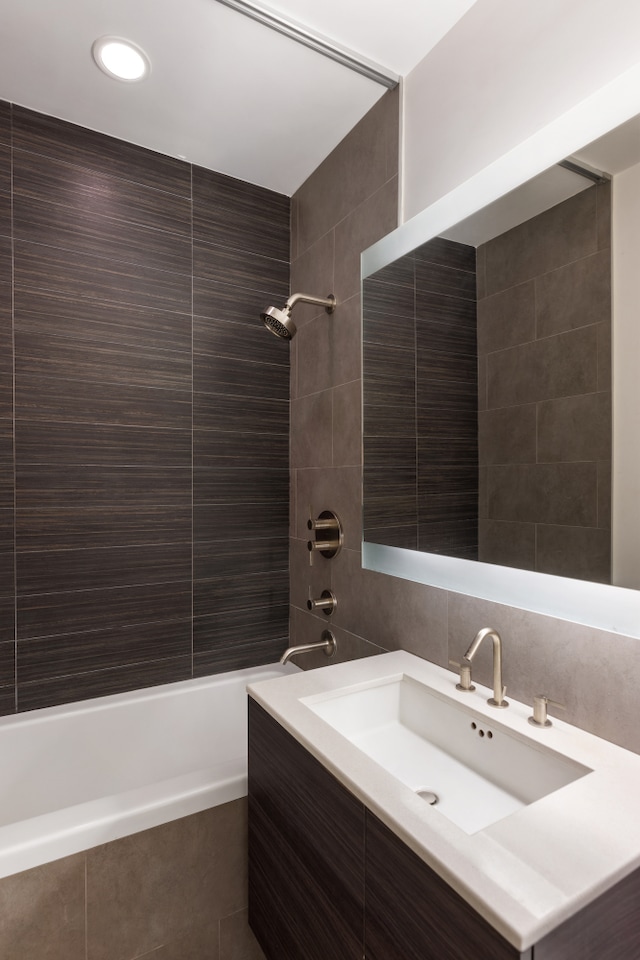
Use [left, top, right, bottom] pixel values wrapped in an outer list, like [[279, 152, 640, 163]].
[[463, 627, 509, 708], [279, 629, 337, 665]]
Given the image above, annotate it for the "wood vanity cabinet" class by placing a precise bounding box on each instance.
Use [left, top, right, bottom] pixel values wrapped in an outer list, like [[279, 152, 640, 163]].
[[248, 699, 640, 960]]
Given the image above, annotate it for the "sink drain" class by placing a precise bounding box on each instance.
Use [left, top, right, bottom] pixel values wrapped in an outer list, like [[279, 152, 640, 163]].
[[416, 789, 439, 805]]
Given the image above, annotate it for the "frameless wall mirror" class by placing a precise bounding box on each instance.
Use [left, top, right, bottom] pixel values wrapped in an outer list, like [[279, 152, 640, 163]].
[[361, 101, 640, 637]]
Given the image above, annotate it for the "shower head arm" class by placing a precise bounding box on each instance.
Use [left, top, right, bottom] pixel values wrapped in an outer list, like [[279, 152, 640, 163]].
[[286, 292, 336, 314]]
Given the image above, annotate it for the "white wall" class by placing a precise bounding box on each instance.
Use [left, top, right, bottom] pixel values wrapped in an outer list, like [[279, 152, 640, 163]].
[[612, 161, 640, 588], [402, 0, 640, 219]]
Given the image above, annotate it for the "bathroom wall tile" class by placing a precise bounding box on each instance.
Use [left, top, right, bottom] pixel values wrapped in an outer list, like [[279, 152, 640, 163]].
[[415, 256, 476, 302], [295, 90, 398, 255], [220, 908, 266, 960], [0, 687, 15, 715], [536, 524, 611, 582], [364, 280, 415, 329], [0, 637, 15, 686], [333, 380, 362, 467], [193, 314, 288, 370], [21, 538, 190, 596], [415, 236, 476, 273], [194, 465, 287, 505], [415, 287, 476, 328], [14, 146, 192, 236], [486, 462, 597, 526], [194, 574, 288, 623], [193, 165, 290, 262], [86, 800, 248, 960], [364, 340, 415, 406], [476, 279, 535, 355], [17, 421, 192, 467], [0, 294, 13, 421], [486, 325, 598, 408], [289, 230, 335, 331], [295, 466, 362, 548], [365, 524, 418, 551], [478, 404, 536, 465], [417, 519, 478, 559], [483, 186, 597, 295], [537, 391, 611, 463], [0, 100, 10, 144], [334, 175, 399, 302], [596, 180, 611, 251], [194, 278, 290, 338], [137, 923, 221, 960], [0, 853, 85, 960], [0, 145, 12, 198], [194, 391, 288, 436], [366, 250, 414, 290], [535, 249, 610, 339], [16, 504, 191, 551], [290, 390, 333, 469], [0, 190, 10, 240], [17, 464, 191, 509], [18, 618, 192, 683], [15, 288, 192, 355], [363, 399, 416, 438], [18, 654, 192, 711], [16, 329, 192, 392], [364, 467, 417, 529], [417, 328, 477, 384], [16, 372, 191, 430], [417, 377, 477, 439], [295, 293, 361, 398], [17, 581, 190, 642], [329, 547, 448, 664], [194, 352, 289, 403], [0, 237, 11, 286], [14, 195, 193, 277], [195, 536, 288, 583], [288, 606, 386, 670], [193, 636, 286, 677], [289, 535, 332, 615], [193, 239, 289, 291], [597, 321, 612, 392], [14, 239, 192, 314], [477, 520, 536, 570], [13, 105, 191, 197], [598, 460, 611, 529], [195, 499, 288, 542], [446, 592, 640, 754], [194, 428, 288, 469]]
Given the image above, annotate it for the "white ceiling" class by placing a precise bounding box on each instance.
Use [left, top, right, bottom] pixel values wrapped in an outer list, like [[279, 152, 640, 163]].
[[0, 0, 478, 196]]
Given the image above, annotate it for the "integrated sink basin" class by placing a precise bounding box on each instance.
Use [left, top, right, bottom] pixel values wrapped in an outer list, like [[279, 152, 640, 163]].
[[248, 650, 640, 950], [303, 675, 590, 833]]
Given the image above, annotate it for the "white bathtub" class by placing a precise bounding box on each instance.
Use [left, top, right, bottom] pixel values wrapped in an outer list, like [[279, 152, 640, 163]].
[[0, 662, 296, 880]]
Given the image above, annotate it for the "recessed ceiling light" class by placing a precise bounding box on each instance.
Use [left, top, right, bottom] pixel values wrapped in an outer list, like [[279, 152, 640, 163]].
[[92, 37, 150, 82]]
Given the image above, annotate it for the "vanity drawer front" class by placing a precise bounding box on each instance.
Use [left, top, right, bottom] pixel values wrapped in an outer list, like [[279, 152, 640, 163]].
[[248, 699, 365, 960], [364, 811, 529, 960], [533, 863, 640, 959]]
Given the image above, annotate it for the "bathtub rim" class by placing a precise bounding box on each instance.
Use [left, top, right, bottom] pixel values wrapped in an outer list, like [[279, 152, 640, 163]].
[[0, 661, 296, 881]]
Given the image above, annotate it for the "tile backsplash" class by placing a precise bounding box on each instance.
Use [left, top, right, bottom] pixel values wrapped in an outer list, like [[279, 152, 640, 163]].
[[0, 100, 290, 712]]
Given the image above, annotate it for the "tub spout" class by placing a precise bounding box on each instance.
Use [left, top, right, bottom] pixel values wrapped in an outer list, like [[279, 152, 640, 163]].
[[280, 630, 337, 664]]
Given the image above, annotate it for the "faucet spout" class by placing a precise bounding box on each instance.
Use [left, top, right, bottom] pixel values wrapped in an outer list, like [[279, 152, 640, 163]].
[[463, 627, 508, 708], [280, 630, 337, 665]]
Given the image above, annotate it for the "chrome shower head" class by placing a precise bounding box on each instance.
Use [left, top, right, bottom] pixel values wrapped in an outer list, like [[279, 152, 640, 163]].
[[260, 292, 336, 340], [261, 304, 296, 340]]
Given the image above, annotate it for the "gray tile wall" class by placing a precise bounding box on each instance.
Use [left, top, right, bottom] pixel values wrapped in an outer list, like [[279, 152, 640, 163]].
[[477, 185, 612, 581], [289, 92, 640, 757], [0, 799, 265, 960]]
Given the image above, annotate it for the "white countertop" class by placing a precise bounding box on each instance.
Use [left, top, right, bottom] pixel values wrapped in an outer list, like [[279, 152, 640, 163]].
[[248, 650, 640, 951]]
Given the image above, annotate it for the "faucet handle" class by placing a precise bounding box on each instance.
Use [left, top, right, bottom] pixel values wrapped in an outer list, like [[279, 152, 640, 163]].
[[449, 659, 476, 692], [528, 694, 565, 728]]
